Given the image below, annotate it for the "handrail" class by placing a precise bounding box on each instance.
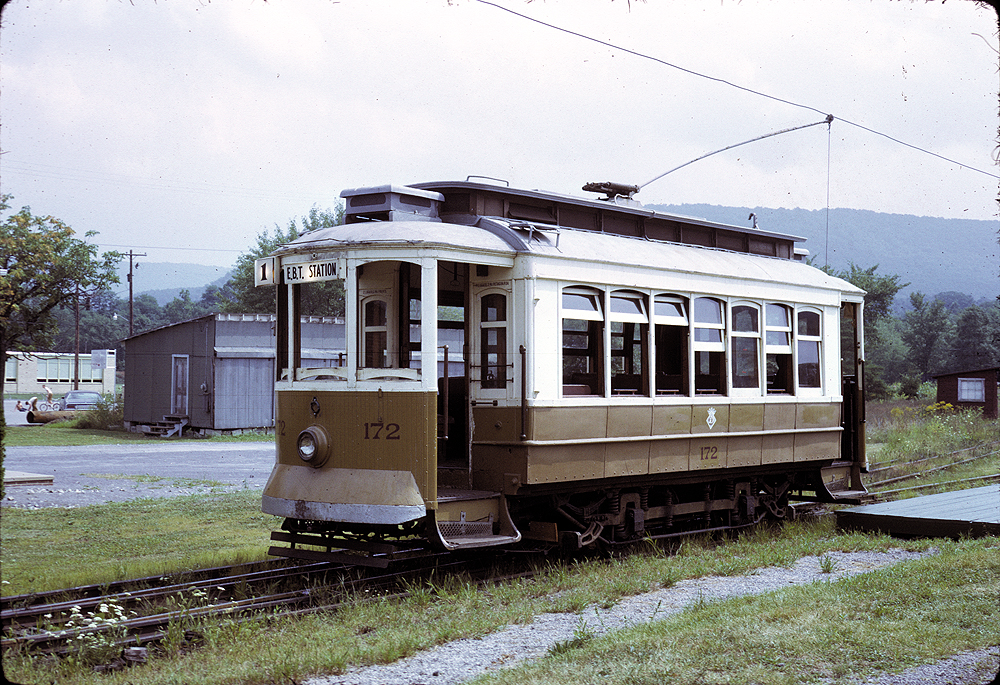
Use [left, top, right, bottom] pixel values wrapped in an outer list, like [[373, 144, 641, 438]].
[[440, 345, 449, 442], [520, 345, 527, 441]]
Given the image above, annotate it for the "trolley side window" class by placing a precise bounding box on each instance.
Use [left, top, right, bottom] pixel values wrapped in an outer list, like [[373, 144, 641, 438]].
[[693, 297, 726, 395], [731, 303, 761, 393], [562, 286, 604, 396], [798, 309, 822, 389], [610, 290, 649, 396], [765, 303, 793, 394], [654, 295, 689, 396], [480, 292, 507, 389]]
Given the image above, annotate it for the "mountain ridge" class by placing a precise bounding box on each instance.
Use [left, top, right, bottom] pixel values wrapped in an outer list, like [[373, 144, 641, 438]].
[[648, 204, 999, 302]]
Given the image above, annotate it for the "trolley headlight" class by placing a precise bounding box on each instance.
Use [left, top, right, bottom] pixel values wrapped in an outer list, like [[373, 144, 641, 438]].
[[296, 425, 330, 468]]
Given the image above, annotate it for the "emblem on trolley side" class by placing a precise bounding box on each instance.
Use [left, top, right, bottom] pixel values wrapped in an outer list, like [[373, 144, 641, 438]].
[[706, 407, 717, 430]]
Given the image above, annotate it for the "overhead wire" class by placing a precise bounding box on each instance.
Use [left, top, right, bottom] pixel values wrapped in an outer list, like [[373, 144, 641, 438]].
[[475, 0, 999, 182], [2, 160, 328, 204]]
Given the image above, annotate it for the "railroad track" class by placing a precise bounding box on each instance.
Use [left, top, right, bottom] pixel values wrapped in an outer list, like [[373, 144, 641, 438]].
[[864, 442, 1000, 498], [1, 550, 528, 658]]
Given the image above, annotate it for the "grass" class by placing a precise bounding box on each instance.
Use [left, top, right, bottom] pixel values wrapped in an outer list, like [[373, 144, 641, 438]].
[[4, 424, 272, 446], [863, 402, 1000, 498], [6, 517, 995, 685], [0, 491, 274, 594], [473, 538, 1000, 685]]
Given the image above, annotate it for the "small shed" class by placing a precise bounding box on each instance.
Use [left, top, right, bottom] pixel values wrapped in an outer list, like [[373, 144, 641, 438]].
[[123, 313, 343, 435], [932, 367, 1000, 420]]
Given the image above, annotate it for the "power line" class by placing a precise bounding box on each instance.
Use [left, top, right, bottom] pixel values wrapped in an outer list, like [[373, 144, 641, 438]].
[[2, 160, 329, 203], [94, 242, 243, 255], [475, 0, 999, 181]]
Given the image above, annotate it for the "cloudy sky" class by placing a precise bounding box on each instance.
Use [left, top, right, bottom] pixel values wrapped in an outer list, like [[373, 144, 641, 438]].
[[1, 0, 997, 269]]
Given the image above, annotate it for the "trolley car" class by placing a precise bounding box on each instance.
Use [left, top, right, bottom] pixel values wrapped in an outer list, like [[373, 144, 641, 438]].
[[256, 179, 867, 566]]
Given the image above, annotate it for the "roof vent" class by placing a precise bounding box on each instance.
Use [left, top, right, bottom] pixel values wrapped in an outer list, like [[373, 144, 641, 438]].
[[341, 184, 445, 223]]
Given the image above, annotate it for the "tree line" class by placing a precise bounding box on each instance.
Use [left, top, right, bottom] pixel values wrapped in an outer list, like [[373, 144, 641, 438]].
[[822, 264, 1000, 399], [1, 200, 345, 374]]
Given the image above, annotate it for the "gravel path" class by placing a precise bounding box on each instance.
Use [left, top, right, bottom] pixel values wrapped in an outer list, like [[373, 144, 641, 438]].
[[309, 549, 999, 685]]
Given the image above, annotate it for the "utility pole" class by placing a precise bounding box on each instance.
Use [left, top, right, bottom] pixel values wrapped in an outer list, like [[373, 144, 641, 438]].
[[127, 250, 147, 338], [74, 284, 81, 390]]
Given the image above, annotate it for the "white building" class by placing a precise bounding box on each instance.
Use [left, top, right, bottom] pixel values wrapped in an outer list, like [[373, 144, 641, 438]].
[[3, 350, 117, 396]]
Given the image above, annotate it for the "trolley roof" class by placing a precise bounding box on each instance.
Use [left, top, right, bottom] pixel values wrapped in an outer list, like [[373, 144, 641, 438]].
[[274, 215, 863, 299]]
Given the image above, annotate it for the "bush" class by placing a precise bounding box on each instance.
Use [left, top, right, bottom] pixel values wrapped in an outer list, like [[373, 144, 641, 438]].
[[866, 374, 891, 401], [73, 394, 125, 431], [900, 375, 922, 399]]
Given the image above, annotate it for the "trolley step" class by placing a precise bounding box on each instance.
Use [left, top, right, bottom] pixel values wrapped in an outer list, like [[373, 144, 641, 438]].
[[433, 490, 522, 550]]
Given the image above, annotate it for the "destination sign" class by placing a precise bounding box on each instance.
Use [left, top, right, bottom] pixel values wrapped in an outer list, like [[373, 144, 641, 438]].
[[253, 256, 343, 286], [282, 260, 339, 284]]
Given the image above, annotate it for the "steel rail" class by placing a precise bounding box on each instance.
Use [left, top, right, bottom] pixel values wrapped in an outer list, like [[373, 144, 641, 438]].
[[866, 449, 1000, 489], [2, 555, 489, 657]]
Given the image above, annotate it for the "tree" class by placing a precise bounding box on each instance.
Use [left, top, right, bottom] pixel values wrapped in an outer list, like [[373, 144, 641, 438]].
[[901, 292, 953, 380], [0, 196, 121, 495], [222, 204, 346, 316], [948, 304, 999, 371], [162, 289, 210, 323], [823, 262, 908, 394]]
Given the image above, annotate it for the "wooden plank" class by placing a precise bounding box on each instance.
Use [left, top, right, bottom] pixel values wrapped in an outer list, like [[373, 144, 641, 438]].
[[3, 470, 54, 486], [836, 485, 1000, 538], [268, 546, 390, 569]]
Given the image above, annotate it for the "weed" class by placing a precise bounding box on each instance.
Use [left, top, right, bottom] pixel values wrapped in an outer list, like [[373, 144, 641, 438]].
[[548, 617, 595, 656], [61, 600, 137, 667], [819, 554, 836, 574]]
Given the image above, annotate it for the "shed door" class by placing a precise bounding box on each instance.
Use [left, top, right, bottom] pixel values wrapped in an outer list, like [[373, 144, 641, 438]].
[[171, 355, 189, 416]]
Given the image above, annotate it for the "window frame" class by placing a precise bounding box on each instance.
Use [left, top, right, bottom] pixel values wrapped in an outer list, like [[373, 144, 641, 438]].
[[957, 377, 986, 403], [561, 285, 606, 397], [653, 294, 690, 396], [796, 307, 823, 393], [477, 290, 510, 394], [765, 303, 794, 395], [730, 301, 762, 395], [609, 289, 649, 396], [692, 296, 727, 395]]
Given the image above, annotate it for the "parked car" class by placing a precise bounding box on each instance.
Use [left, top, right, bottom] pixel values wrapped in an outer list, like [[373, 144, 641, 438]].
[[58, 390, 103, 411]]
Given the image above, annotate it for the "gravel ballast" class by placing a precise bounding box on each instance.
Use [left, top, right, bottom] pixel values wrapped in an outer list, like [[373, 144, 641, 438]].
[[309, 549, 998, 685]]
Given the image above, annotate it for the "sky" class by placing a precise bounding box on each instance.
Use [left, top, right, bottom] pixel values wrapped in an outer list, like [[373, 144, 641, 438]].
[[1, 0, 998, 271]]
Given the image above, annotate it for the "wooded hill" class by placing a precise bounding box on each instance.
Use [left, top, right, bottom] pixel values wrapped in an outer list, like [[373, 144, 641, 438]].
[[649, 204, 998, 303]]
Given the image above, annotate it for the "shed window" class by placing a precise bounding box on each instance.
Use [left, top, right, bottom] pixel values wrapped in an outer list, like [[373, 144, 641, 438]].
[[958, 378, 986, 402]]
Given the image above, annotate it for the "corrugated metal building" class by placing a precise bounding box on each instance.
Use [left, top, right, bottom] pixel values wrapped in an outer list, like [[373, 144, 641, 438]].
[[123, 313, 343, 434]]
